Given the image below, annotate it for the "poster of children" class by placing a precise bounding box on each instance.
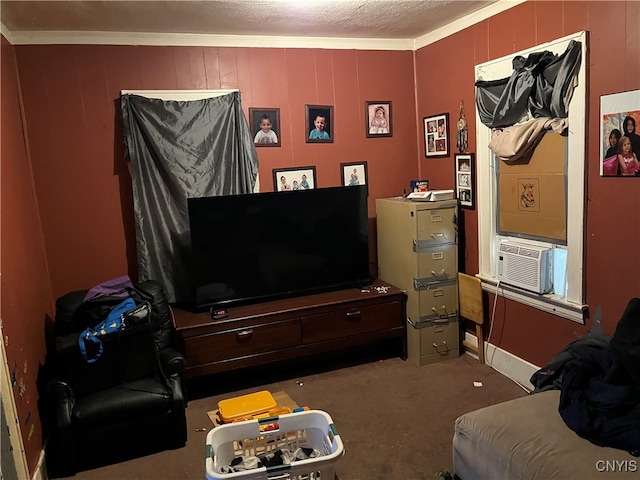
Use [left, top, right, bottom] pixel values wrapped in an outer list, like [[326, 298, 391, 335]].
[[600, 90, 640, 176]]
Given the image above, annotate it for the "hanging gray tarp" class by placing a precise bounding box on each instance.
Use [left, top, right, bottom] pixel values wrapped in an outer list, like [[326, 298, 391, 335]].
[[120, 92, 258, 303], [475, 40, 582, 129]]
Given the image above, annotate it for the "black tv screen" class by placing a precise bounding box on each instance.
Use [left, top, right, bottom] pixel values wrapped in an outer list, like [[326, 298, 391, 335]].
[[188, 185, 371, 310]]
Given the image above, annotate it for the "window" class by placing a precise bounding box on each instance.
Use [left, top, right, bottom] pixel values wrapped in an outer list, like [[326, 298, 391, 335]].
[[475, 32, 587, 323]]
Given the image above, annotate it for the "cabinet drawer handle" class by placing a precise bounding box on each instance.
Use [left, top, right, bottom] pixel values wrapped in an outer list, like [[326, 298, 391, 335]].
[[432, 340, 448, 354], [346, 309, 361, 319], [431, 306, 449, 318], [236, 329, 254, 339]]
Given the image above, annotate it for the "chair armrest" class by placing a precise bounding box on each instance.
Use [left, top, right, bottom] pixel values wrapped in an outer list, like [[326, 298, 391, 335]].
[[160, 353, 188, 445], [44, 379, 80, 475], [158, 347, 186, 376], [166, 370, 188, 445], [45, 379, 75, 427]]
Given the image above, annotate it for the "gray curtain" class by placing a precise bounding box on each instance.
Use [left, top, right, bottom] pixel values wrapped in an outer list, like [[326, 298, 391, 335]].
[[120, 92, 258, 304], [475, 40, 582, 129]]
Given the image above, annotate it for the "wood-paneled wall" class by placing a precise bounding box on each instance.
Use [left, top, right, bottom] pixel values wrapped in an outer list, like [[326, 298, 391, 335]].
[[15, 45, 418, 299], [416, 0, 640, 366], [2, 2, 640, 476], [1, 36, 52, 476]]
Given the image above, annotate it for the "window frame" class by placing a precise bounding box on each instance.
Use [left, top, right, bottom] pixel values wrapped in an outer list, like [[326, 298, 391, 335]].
[[474, 31, 588, 323]]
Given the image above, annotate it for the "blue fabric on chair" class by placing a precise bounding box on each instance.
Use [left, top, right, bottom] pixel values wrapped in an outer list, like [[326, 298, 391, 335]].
[[78, 297, 136, 363]]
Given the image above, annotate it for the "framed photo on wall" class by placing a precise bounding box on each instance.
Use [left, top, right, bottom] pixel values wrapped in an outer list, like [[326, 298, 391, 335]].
[[272, 166, 317, 191], [424, 112, 450, 157], [455, 153, 475, 209], [340, 161, 368, 193], [365, 101, 392, 138], [599, 89, 640, 176], [249, 108, 281, 147], [306, 105, 334, 143]]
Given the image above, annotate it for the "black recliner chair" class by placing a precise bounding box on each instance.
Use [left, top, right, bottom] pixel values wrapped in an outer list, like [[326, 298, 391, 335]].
[[42, 280, 187, 477]]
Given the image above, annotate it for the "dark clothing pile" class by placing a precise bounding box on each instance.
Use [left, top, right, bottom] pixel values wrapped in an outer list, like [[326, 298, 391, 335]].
[[530, 298, 640, 456], [220, 447, 321, 473], [558, 347, 640, 456], [610, 298, 640, 385], [529, 323, 610, 394]]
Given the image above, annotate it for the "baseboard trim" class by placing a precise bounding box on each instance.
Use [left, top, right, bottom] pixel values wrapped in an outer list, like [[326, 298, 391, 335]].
[[463, 331, 539, 391], [33, 448, 46, 480]]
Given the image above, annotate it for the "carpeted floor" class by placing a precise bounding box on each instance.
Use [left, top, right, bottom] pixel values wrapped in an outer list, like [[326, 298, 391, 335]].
[[50, 342, 529, 480]]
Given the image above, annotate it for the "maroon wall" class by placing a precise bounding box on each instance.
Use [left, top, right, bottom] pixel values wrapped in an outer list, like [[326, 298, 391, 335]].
[[416, 0, 640, 366], [14, 45, 418, 299], [3, 2, 640, 476], [1, 35, 52, 474]]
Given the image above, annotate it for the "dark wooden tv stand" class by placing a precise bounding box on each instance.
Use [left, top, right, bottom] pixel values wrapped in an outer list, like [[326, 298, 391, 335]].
[[173, 281, 407, 378]]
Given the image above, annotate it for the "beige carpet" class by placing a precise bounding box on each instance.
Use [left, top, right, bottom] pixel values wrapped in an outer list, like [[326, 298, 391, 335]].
[[52, 344, 528, 480]]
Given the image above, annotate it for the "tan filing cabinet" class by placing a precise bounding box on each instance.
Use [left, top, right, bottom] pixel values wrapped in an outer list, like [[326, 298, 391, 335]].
[[376, 197, 459, 366]]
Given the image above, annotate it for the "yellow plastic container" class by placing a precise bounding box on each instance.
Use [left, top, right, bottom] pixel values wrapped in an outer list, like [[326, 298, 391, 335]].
[[217, 390, 277, 423]]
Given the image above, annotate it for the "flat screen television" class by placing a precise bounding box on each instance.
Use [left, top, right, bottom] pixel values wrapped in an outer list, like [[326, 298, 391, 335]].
[[188, 185, 371, 310]]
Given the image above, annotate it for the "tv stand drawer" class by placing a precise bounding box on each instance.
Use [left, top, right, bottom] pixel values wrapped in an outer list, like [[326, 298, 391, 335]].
[[302, 300, 403, 344], [181, 319, 301, 367]]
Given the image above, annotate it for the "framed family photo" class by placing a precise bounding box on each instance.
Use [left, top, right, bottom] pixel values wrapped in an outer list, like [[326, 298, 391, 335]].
[[424, 112, 450, 157], [455, 153, 474, 209], [340, 162, 368, 193], [272, 166, 317, 192], [249, 108, 281, 147], [306, 105, 334, 143], [599, 89, 640, 176], [365, 101, 392, 138]]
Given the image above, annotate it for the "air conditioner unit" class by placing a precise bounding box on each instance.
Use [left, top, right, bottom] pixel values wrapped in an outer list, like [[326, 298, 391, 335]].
[[497, 243, 553, 294]]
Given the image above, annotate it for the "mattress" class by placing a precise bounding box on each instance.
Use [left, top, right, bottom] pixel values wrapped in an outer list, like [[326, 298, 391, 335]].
[[453, 390, 639, 479]]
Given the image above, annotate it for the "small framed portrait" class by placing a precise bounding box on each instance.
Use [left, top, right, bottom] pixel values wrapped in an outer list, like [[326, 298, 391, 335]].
[[340, 162, 368, 193], [455, 153, 475, 209], [249, 108, 281, 147], [365, 101, 392, 138], [272, 166, 317, 192], [424, 112, 450, 157], [306, 105, 334, 143]]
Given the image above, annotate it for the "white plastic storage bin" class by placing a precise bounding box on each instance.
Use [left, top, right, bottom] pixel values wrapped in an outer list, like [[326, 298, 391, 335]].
[[206, 410, 344, 480]]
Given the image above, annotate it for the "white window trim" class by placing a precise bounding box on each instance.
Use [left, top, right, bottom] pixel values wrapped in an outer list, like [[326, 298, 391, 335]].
[[475, 31, 588, 324]]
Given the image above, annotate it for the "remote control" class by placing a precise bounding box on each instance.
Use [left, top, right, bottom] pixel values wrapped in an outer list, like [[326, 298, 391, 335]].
[[210, 308, 229, 320]]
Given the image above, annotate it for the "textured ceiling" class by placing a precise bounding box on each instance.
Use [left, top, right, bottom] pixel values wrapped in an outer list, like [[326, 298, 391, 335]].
[[1, 0, 500, 40]]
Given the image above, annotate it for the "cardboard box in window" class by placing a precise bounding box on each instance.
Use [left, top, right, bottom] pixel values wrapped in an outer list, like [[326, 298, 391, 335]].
[[498, 132, 567, 242]]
